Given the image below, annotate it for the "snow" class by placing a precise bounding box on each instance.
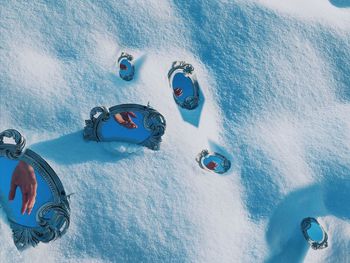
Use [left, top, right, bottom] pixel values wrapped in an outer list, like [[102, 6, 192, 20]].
[[0, 0, 350, 262]]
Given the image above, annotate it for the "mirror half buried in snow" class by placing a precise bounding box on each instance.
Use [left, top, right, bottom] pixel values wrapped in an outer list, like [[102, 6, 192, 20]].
[[0, 129, 70, 251], [196, 150, 231, 174], [168, 61, 200, 110], [84, 104, 166, 150], [301, 217, 328, 250], [117, 52, 135, 81]]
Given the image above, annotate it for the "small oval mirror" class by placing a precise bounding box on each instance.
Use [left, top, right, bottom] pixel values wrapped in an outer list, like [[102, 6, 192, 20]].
[[0, 129, 70, 250], [196, 150, 231, 174], [117, 52, 135, 81], [84, 104, 166, 150], [301, 217, 328, 250], [168, 61, 200, 110]]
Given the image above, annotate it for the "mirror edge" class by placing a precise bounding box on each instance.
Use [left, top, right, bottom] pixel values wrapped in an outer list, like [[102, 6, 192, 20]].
[[83, 104, 166, 150], [0, 129, 70, 251], [196, 149, 231, 174], [301, 217, 328, 250], [168, 61, 200, 110]]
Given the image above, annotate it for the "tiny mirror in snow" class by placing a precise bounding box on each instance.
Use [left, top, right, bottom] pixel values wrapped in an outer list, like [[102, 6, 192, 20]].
[[117, 52, 135, 81], [301, 217, 328, 250], [84, 104, 166, 150], [196, 150, 231, 174], [168, 61, 200, 110], [0, 129, 70, 251]]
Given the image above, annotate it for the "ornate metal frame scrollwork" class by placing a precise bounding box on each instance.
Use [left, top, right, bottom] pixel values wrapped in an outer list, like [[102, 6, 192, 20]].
[[196, 149, 231, 174], [0, 129, 70, 251], [117, 52, 135, 81], [168, 61, 200, 110], [83, 104, 166, 150], [301, 217, 328, 250]]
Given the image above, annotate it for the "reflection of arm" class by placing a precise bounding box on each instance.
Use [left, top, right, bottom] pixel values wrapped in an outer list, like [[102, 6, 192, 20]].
[[9, 161, 37, 215], [113, 112, 138, 129], [206, 161, 218, 170]]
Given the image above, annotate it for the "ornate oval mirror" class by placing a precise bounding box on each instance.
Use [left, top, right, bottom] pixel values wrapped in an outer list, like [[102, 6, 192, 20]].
[[0, 129, 70, 251], [196, 150, 231, 174], [117, 52, 135, 81], [301, 217, 328, 250], [168, 61, 200, 110], [84, 104, 166, 150]]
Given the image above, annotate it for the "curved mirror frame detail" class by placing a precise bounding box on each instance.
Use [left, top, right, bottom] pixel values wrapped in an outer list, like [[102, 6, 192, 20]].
[[83, 104, 166, 150], [168, 61, 200, 110], [117, 52, 135, 81], [0, 129, 70, 251], [196, 150, 231, 174], [301, 217, 328, 250]]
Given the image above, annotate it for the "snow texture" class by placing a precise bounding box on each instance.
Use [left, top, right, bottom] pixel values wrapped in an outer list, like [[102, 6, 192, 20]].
[[0, 0, 350, 262]]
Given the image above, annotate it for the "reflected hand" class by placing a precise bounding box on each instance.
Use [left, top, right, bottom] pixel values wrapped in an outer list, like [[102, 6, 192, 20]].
[[120, 64, 127, 70], [114, 112, 138, 129], [206, 161, 218, 170], [174, 88, 183, 97], [9, 161, 37, 215]]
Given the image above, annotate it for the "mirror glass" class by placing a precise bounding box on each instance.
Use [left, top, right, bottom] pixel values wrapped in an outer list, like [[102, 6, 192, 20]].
[[196, 150, 231, 174], [307, 222, 324, 242], [172, 72, 194, 104], [202, 154, 228, 174], [119, 58, 134, 80], [168, 61, 199, 110], [100, 111, 151, 143], [0, 129, 70, 250], [0, 158, 53, 227], [84, 104, 166, 150]]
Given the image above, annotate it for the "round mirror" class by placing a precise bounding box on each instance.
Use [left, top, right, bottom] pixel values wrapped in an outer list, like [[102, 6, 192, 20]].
[[196, 150, 231, 174], [117, 52, 135, 81], [84, 104, 166, 150], [0, 159, 53, 228], [168, 61, 199, 110], [301, 217, 328, 250], [0, 129, 70, 250]]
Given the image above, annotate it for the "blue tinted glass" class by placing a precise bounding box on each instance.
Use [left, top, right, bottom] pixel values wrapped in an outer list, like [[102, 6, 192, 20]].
[[119, 58, 134, 78], [172, 72, 194, 103], [203, 155, 226, 173], [100, 111, 151, 143], [0, 157, 53, 227], [307, 222, 324, 242]]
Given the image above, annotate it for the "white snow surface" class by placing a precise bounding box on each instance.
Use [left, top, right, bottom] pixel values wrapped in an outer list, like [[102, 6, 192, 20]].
[[0, 0, 350, 262]]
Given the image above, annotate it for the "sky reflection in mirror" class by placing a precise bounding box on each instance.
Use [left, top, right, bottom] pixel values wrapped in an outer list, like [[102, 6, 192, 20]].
[[100, 111, 151, 143], [172, 72, 194, 103]]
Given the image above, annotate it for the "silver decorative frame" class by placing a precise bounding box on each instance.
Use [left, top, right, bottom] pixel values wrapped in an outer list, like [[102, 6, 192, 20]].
[[301, 217, 328, 250], [196, 149, 231, 174], [117, 52, 135, 81], [84, 104, 166, 150], [0, 129, 70, 251], [168, 61, 200, 110]]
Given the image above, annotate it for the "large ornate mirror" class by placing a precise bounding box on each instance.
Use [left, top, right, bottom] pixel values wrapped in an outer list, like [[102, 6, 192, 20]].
[[196, 150, 231, 174], [168, 61, 200, 110], [0, 129, 70, 250], [301, 217, 328, 250], [84, 104, 166, 150], [117, 52, 135, 81]]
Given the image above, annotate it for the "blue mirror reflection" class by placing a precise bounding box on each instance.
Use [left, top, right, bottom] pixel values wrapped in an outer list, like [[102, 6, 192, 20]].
[[202, 155, 227, 174], [0, 158, 53, 228], [172, 72, 194, 104], [307, 222, 324, 242], [119, 58, 134, 81], [100, 111, 151, 144], [197, 150, 231, 174]]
